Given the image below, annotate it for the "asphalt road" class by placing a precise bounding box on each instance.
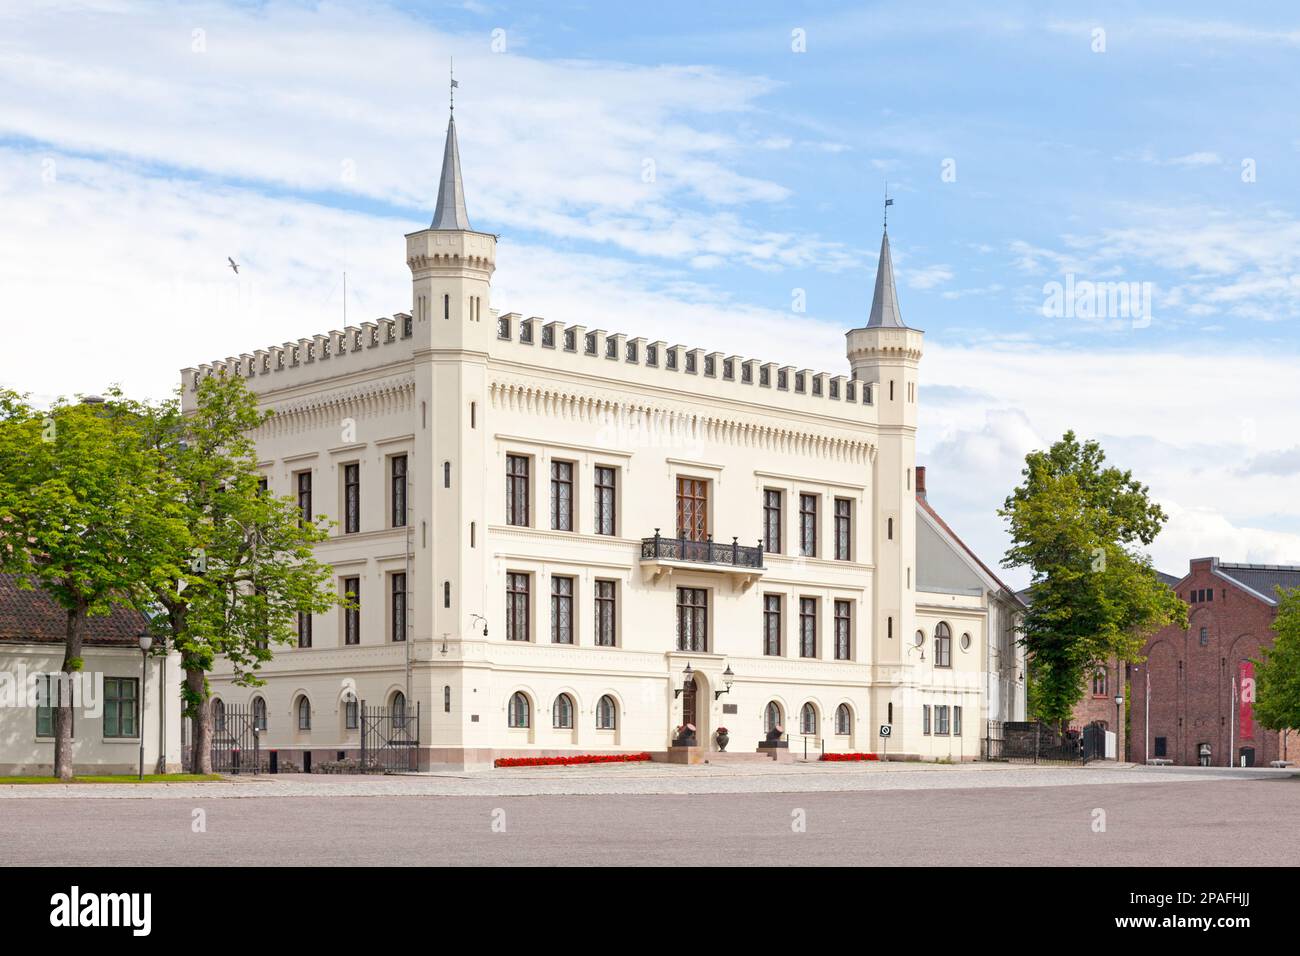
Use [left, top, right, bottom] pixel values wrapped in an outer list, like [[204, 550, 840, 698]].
[[5, 776, 1298, 866]]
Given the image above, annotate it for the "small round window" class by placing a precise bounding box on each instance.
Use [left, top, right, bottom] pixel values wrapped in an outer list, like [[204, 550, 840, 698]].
[[960, 632, 972, 651]]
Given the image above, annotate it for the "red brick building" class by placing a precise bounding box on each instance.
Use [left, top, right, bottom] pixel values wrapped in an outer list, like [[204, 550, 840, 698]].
[[1017, 572, 1178, 760], [1130, 557, 1300, 767]]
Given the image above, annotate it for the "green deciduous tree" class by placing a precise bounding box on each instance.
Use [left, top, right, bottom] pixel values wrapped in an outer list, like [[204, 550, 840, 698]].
[[128, 374, 339, 772], [0, 389, 186, 779], [1254, 588, 1300, 736], [1000, 431, 1186, 726]]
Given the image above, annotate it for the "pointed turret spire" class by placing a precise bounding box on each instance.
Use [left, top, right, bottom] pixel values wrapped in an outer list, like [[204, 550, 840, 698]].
[[431, 111, 472, 231], [866, 228, 906, 329]]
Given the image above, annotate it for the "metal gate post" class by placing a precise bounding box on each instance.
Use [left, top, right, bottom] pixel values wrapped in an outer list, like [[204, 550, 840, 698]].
[[359, 699, 366, 772]]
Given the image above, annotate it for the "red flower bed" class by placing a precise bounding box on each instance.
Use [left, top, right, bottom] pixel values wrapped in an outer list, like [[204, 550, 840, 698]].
[[820, 752, 880, 762], [494, 752, 653, 768]]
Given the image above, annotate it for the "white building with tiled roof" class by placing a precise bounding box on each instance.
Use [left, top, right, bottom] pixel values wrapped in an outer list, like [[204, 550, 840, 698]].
[[182, 108, 1008, 769]]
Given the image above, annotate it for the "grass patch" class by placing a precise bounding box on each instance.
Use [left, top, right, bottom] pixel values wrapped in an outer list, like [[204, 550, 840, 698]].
[[2, 773, 222, 785]]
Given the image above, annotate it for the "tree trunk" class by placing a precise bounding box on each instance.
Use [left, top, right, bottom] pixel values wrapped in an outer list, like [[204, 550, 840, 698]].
[[55, 600, 87, 781], [185, 663, 212, 774]]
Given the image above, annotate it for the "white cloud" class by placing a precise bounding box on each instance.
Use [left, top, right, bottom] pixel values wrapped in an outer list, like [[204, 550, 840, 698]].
[[0, 0, 854, 271]]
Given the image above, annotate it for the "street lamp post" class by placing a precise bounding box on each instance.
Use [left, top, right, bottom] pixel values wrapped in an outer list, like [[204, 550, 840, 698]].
[[1114, 693, 1124, 761], [137, 633, 153, 780]]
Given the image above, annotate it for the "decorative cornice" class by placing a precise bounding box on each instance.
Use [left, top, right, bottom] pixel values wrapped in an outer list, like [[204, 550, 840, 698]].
[[488, 377, 876, 465], [255, 375, 416, 438]]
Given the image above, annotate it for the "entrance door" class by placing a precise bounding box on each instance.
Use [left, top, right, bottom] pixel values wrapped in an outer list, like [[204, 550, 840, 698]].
[[682, 676, 698, 733]]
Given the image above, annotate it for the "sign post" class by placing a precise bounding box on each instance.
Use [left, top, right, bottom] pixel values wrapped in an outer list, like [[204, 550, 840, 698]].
[[879, 723, 892, 762]]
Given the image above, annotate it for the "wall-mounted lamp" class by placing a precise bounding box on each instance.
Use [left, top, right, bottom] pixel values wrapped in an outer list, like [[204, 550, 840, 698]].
[[714, 664, 734, 700], [674, 662, 694, 698], [470, 614, 488, 637]]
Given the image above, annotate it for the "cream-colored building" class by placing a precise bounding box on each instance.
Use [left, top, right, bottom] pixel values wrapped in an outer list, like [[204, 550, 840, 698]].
[[182, 110, 1021, 769]]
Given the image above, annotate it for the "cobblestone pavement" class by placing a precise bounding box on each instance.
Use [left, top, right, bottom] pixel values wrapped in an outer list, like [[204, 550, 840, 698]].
[[1, 760, 1292, 800]]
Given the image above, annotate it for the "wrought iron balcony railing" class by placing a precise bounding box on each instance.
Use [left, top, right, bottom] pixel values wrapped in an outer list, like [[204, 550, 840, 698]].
[[641, 529, 765, 570]]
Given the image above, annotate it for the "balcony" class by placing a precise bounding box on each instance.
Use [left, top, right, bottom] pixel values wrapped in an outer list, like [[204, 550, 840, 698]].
[[640, 529, 765, 591]]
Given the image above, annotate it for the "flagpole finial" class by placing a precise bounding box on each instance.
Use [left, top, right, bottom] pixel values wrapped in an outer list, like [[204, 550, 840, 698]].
[[883, 182, 894, 232], [450, 58, 455, 112]]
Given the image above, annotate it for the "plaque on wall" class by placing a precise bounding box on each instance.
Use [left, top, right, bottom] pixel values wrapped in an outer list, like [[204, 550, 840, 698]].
[[722, 704, 738, 715]]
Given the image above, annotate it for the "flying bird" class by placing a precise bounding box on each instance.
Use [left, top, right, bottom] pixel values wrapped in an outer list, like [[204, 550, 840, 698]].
[[227, 257, 240, 274]]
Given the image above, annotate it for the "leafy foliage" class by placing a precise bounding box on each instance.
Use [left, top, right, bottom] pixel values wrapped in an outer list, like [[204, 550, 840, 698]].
[[1254, 588, 1300, 733], [1000, 431, 1186, 725]]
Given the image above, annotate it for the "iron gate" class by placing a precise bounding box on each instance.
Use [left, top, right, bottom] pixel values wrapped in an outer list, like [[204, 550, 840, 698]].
[[210, 705, 265, 775], [360, 700, 420, 773], [982, 720, 1101, 765]]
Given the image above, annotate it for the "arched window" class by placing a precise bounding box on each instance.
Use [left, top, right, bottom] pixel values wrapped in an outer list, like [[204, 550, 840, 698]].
[[508, 692, 530, 729], [764, 701, 783, 734], [344, 695, 358, 730], [252, 696, 267, 731], [297, 696, 311, 731], [552, 693, 574, 729], [212, 698, 226, 733], [596, 695, 616, 730], [392, 692, 407, 729], [835, 703, 851, 736], [800, 703, 818, 735], [934, 622, 952, 668]]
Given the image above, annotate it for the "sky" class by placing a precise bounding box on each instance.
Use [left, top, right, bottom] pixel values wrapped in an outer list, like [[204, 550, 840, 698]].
[[2, 0, 1299, 587]]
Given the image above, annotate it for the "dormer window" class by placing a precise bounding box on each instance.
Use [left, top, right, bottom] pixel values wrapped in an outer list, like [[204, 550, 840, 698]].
[[519, 321, 533, 344], [646, 344, 659, 366], [741, 363, 753, 384], [542, 325, 555, 347], [564, 329, 577, 352], [704, 355, 715, 377], [497, 316, 511, 340], [829, 379, 839, 399], [685, 352, 697, 373], [777, 369, 788, 390], [723, 358, 734, 380], [794, 372, 805, 393], [760, 366, 770, 387], [846, 381, 857, 402], [666, 348, 678, 370], [626, 341, 638, 363], [606, 338, 617, 359], [812, 376, 822, 397], [585, 333, 597, 355]]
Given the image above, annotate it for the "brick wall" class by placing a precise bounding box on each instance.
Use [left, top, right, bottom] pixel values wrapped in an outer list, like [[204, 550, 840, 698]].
[[1130, 559, 1285, 767]]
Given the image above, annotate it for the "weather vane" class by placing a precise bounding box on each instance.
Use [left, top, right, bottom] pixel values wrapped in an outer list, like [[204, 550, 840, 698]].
[[450, 58, 459, 112], [884, 182, 894, 231]]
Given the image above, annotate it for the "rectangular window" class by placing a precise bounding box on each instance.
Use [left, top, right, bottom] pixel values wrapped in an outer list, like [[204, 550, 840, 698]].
[[763, 594, 782, 656], [923, 704, 931, 736], [763, 489, 782, 553], [390, 455, 407, 528], [551, 575, 574, 644], [594, 579, 617, 646], [103, 678, 138, 738], [676, 587, 708, 652], [550, 460, 574, 531], [35, 675, 73, 738], [506, 455, 530, 526], [297, 471, 312, 526], [507, 572, 530, 642], [345, 699, 359, 730], [343, 577, 360, 646], [799, 597, 817, 658], [936, 705, 950, 736], [799, 493, 818, 557], [834, 498, 852, 560], [834, 599, 851, 660], [1092, 669, 1108, 696], [343, 463, 360, 534], [954, 705, 963, 737], [594, 466, 616, 536], [1154, 736, 1167, 758], [392, 572, 407, 643], [297, 612, 312, 648], [676, 477, 709, 542]]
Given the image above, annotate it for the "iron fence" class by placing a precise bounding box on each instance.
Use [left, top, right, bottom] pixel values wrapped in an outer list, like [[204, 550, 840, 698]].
[[360, 700, 421, 773], [982, 720, 1105, 765]]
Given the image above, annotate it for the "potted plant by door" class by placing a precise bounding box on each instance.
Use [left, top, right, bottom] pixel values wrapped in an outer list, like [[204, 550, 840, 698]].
[[715, 727, 730, 752]]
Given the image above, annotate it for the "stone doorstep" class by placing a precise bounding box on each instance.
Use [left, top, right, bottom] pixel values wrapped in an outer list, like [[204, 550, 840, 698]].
[[702, 751, 777, 765]]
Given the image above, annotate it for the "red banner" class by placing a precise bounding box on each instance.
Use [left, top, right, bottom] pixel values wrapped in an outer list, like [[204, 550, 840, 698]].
[[1238, 661, 1255, 741]]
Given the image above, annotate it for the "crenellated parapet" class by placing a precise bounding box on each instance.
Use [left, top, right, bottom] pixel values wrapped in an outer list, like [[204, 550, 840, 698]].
[[492, 313, 874, 422], [181, 314, 416, 397]]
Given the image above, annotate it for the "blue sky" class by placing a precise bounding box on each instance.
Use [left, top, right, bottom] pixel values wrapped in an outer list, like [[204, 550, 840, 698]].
[[2, 0, 1299, 582]]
